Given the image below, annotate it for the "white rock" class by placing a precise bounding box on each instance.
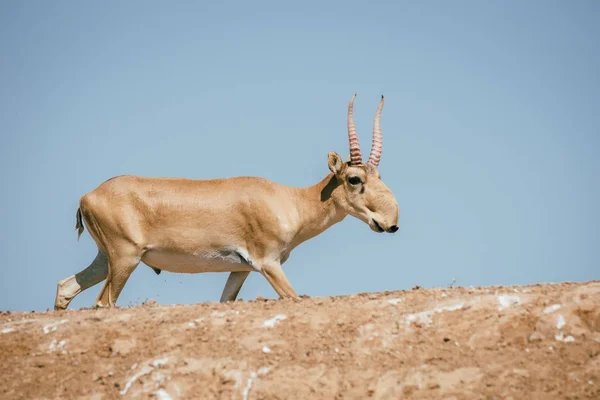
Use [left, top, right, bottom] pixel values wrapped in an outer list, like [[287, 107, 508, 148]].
[[152, 357, 168, 368], [261, 346, 271, 353], [156, 389, 172, 400], [497, 295, 520, 311], [263, 314, 286, 328], [43, 319, 69, 334], [241, 364, 271, 400], [120, 365, 153, 396], [556, 315, 566, 330], [405, 303, 464, 327], [48, 339, 66, 352], [543, 304, 561, 314], [211, 311, 227, 317]]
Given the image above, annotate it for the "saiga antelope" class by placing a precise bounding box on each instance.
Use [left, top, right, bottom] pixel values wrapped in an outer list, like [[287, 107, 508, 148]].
[[54, 95, 399, 310]]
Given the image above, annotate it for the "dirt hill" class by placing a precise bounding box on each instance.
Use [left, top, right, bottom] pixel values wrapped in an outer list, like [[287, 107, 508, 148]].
[[1, 281, 599, 399]]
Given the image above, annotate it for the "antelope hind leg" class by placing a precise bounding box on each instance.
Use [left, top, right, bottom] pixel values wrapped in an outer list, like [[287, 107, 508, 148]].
[[220, 271, 250, 302], [55, 250, 108, 310], [95, 251, 141, 308]]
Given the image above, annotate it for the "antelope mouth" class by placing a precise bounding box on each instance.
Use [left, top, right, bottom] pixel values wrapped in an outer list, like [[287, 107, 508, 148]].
[[371, 219, 399, 234], [371, 219, 385, 233]]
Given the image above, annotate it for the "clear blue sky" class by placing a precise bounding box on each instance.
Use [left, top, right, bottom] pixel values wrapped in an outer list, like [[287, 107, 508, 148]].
[[1, 1, 598, 312]]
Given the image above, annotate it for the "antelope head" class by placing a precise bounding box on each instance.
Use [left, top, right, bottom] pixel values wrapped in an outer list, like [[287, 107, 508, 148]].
[[327, 94, 399, 233]]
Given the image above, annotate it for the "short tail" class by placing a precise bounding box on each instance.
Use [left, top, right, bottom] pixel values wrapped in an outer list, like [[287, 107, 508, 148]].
[[75, 207, 85, 241]]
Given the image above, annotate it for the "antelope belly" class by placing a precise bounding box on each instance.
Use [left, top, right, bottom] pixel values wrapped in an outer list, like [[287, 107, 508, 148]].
[[141, 248, 254, 274]]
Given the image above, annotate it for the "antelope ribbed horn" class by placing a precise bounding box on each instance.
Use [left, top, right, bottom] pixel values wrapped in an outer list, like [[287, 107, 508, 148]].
[[347, 94, 363, 166], [368, 95, 384, 167]]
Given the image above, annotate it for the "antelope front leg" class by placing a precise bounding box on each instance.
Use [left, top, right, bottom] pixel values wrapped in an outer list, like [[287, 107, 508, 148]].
[[260, 262, 298, 300]]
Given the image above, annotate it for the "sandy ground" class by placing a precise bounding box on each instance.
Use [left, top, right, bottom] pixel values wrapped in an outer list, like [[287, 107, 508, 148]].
[[1, 281, 599, 399]]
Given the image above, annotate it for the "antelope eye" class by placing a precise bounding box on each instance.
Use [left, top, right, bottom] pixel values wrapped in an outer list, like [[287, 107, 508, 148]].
[[347, 176, 361, 185]]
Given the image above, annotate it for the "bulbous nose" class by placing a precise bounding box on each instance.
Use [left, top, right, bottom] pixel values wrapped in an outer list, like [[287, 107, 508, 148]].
[[388, 225, 399, 233]]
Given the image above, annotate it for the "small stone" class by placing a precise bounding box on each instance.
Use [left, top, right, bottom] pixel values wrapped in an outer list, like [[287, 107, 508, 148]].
[[543, 304, 561, 314], [556, 315, 566, 329], [528, 332, 544, 342], [563, 335, 575, 343]]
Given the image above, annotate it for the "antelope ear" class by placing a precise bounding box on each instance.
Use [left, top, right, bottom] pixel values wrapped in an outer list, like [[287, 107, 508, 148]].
[[345, 155, 351, 164], [328, 152, 344, 175]]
